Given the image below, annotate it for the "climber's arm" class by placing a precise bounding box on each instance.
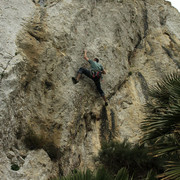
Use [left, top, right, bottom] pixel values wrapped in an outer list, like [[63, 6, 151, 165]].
[[84, 50, 89, 61], [102, 69, 106, 74]]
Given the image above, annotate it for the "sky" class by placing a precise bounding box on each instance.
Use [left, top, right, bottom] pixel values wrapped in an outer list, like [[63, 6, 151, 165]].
[[168, 0, 180, 12]]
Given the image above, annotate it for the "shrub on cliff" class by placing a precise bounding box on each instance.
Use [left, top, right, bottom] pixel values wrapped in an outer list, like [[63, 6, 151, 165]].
[[55, 167, 131, 180], [98, 140, 164, 179]]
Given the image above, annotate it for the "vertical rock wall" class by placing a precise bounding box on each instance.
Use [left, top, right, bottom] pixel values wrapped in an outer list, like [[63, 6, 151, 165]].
[[0, 0, 35, 151], [0, 0, 180, 179]]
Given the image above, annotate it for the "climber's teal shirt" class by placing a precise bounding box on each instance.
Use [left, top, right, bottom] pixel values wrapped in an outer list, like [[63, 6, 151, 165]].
[[88, 59, 103, 72]]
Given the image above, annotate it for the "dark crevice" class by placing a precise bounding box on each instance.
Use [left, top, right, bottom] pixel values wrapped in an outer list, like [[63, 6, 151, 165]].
[[107, 80, 123, 100], [128, 51, 133, 65], [160, 15, 167, 26], [44, 80, 53, 90], [128, 33, 142, 65], [24, 128, 62, 161], [143, 2, 148, 38], [164, 32, 176, 44], [100, 107, 116, 144], [0, 59, 12, 82], [110, 109, 115, 134], [128, 1, 149, 69], [135, 33, 143, 49], [128, 1, 149, 66], [108, 75, 129, 100], [137, 72, 149, 101], [146, 41, 154, 55], [28, 31, 42, 42], [32, 0, 47, 7], [58, 163, 64, 177], [162, 46, 173, 59], [162, 46, 180, 68], [100, 106, 109, 144], [84, 117, 93, 132], [23, 81, 30, 91]]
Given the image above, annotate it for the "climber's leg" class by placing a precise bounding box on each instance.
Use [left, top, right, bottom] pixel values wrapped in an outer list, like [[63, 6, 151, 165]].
[[94, 79, 108, 106], [72, 67, 92, 84]]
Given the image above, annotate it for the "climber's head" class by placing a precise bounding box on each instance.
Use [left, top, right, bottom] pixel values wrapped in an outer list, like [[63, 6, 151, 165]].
[[94, 58, 99, 63]]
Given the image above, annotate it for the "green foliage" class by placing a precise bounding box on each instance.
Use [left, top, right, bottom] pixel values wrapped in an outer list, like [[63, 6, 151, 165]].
[[24, 128, 62, 160], [98, 140, 162, 179], [128, 71, 132, 76], [141, 71, 180, 179], [158, 162, 180, 180], [11, 164, 20, 171], [57, 167, 131, 180], [115, 168, 131, 180], [141, 72, 180, 145], [94, 167, 113, 180], [60, 169, 93, 180], [147, 72, 180, 106], [145, 170, 157, 180]]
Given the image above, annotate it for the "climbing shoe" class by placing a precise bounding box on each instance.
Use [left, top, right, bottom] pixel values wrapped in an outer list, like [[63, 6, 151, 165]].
[[72, 77, 78, 84], [105, 102, 108, 106]]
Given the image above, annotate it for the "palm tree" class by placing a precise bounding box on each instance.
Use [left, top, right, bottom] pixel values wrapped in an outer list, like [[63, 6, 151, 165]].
[[141, 72, 180, 179]]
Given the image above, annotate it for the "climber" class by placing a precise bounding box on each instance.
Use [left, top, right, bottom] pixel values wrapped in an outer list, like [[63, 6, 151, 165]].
[[72, 50, 108, 106]]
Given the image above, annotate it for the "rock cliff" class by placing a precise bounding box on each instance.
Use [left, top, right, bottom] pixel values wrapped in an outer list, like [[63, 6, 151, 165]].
[[0, 0, 180, 179]]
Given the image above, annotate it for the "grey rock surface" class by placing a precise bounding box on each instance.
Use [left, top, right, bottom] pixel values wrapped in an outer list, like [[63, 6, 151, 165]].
[[9, 150, 55, 180], [0, 0, 180, 179]]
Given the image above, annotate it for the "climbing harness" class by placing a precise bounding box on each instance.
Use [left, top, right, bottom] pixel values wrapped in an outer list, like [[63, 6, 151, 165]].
[[91, 70, 102, 79]]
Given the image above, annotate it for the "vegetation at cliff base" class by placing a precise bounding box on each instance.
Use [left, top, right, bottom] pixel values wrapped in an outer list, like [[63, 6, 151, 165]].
[[98, 140, 165, 179], [141, 72, 180, 179], [55, 167, 131, 180]]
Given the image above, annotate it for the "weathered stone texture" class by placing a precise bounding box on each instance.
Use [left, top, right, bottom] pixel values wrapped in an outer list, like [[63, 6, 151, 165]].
[[0, 0, 180, 179], [8, 149, 56, 180]]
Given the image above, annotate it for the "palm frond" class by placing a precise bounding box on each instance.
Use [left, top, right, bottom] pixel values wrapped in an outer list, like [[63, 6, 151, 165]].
[[158, 161, 180, 180], [145, 169, 157, 180], [149, 72, 180, 109], [148, 72, 180, 105], [114, 168, 130, 180], [94, 167, 113, 180], [152, 142, 180, 157], [61, 169, 93, 180], [141, 103, 180, 143], [141, 71, 180, 180]]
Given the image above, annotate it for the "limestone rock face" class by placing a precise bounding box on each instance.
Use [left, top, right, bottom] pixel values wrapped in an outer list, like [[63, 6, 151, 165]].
[[8, 149, 55, 180], [0, 0, 180, 179]]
